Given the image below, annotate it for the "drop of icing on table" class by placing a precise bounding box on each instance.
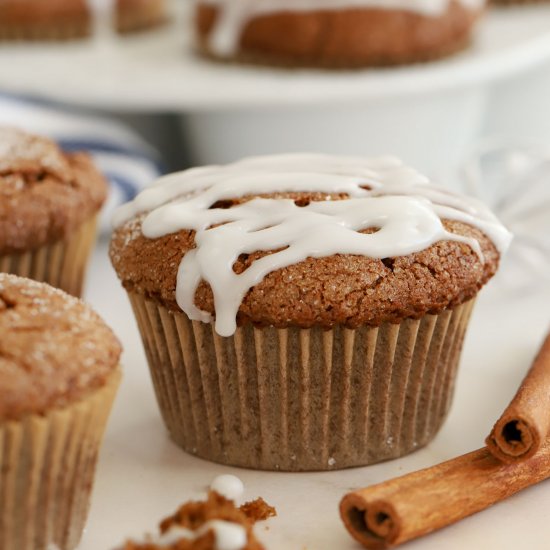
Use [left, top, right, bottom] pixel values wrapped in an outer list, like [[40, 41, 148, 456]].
[[198, 0, 486, 56], [86, 0, 117, 38], [113, 153, 512, 338], [211, 474, 245, 501]]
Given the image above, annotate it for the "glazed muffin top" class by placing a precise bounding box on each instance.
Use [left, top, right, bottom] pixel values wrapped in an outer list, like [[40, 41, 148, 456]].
[[0, 127, 107, 254], [110, 154, 512, 337], [0, 274, 121, 421]]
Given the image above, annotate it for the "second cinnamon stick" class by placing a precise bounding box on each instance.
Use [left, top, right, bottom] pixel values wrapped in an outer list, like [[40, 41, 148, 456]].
[[486, 332, 550, 463], [340, 439, 550, 550]]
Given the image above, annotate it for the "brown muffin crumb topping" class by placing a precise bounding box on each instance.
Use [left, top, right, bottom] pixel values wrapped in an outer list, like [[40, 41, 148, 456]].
[[121, 491, 275, 550], [239, 498, 276, 523]]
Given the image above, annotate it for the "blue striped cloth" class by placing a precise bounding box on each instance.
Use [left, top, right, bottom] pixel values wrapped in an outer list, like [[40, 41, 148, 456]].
[[0, 94, 162, 235]]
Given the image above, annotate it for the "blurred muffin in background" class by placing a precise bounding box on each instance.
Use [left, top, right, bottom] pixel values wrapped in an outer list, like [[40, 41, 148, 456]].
[[0, 0, 167, 40], [195, 0, 486, 68], [0, 94, 164, 237], [0, 127, 107, 297]]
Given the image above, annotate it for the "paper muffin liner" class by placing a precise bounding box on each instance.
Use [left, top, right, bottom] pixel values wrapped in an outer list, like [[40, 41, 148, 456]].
[[0, 20, 89, 41], [129, 292, 475, 471], [0, 215, 98, 298], [0, 369, 121, 550]]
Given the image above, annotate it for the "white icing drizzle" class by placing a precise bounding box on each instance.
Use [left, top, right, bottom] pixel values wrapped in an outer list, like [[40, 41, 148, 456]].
[[113, 154, 512, 338], [150, 520, 247, 550], [197, 0, 485, 56], [86, 0, 117, 38], [211, 474, 245, 501]]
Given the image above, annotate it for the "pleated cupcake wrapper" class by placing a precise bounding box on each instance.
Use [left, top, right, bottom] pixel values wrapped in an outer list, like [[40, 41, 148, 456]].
[[0, 21, 90, 41], [129, 292, 475, 471], [0, 215, 98, 298], [0, 0, 165, 41], [0, 369, 121, 550]]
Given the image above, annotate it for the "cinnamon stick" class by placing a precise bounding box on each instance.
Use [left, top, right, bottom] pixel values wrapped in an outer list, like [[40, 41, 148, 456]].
[[486, 332, 550, 463], [340, 440, 550, 550]]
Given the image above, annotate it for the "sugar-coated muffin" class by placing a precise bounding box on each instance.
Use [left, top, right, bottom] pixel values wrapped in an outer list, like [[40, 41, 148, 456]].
[[195, 0, 486, 68], [0, 274, 122, 550], [0, 0, 166, 40], [110, 153, 511, 471], [0, 127, 107, 296], [117, 491, 275, 550]]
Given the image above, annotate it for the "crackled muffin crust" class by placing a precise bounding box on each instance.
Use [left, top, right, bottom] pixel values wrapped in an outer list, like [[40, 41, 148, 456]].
[[110, 190, 500, 330], [0, 127, 107, 254], [0, 274, 122, 421], [195, 0, 484, 68]]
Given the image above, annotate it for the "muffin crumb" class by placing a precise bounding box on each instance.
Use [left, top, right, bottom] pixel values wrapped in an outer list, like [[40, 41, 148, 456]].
[[120, 491, 275, 550], [239, 498, 276, 523]]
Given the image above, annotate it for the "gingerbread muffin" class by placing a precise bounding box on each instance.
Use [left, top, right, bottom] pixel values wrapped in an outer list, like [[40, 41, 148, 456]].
[[0, 274, 122, 550], [110, 154, 511, 471], [0, 0, 166, 40], [0, 127, 107, 296], [195, 0, 486, 68], [117, 491, 275, 550]]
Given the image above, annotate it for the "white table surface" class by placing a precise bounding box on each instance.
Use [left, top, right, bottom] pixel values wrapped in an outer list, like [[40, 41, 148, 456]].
[[79, 239, 550, 550], [1, 4, 550, 111]]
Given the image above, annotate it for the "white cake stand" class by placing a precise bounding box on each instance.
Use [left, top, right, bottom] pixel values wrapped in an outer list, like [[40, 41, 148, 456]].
[[0, 3, 548, 110], [0, 3, 549, 176]]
